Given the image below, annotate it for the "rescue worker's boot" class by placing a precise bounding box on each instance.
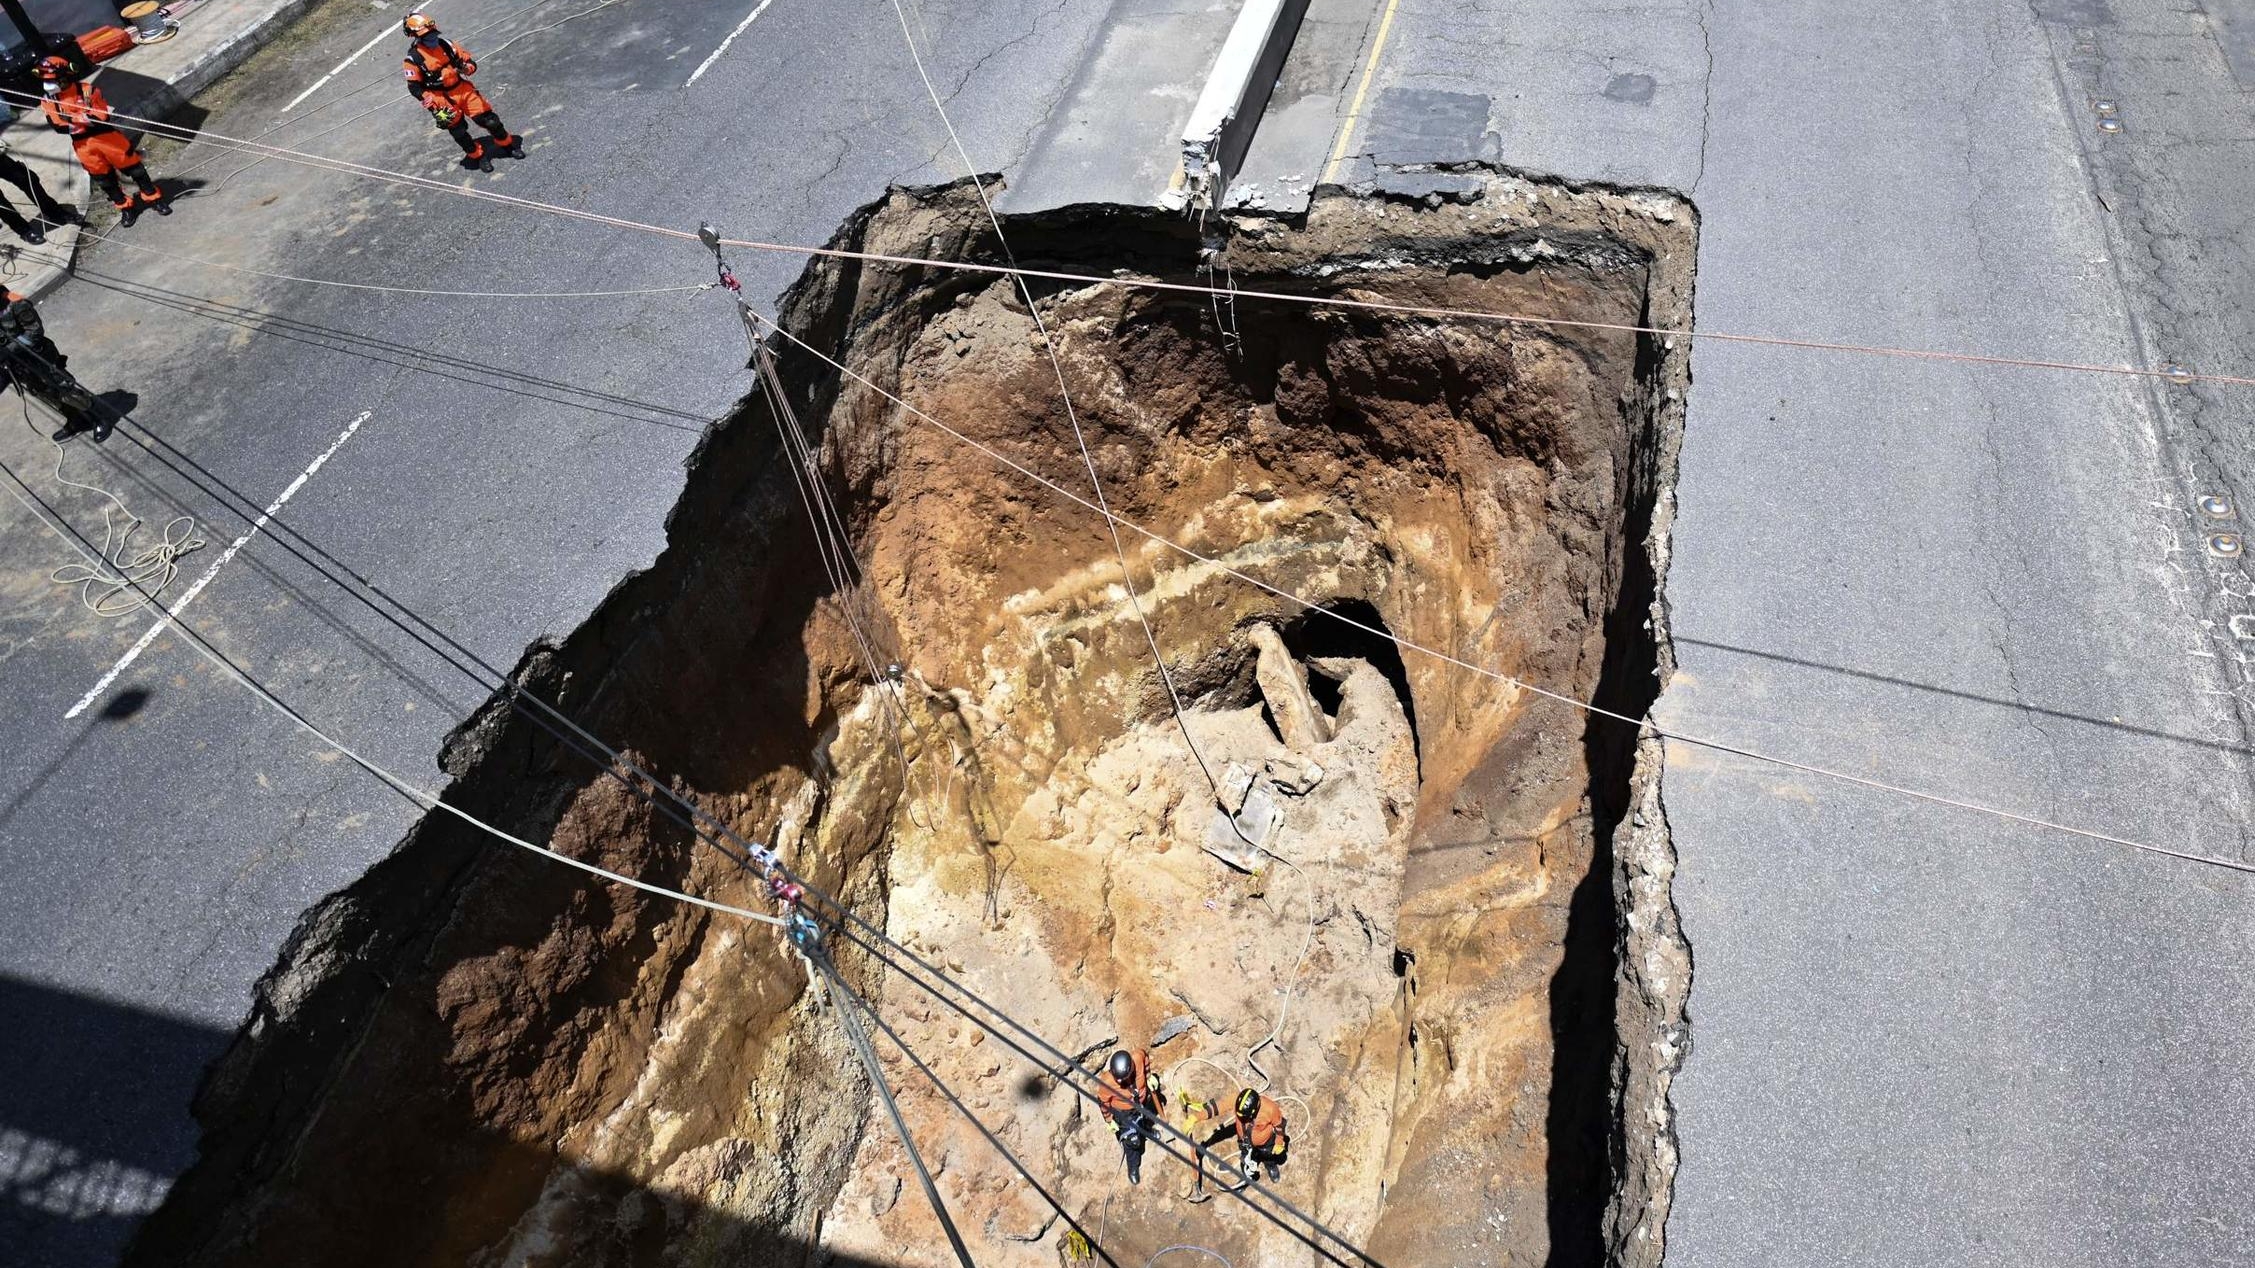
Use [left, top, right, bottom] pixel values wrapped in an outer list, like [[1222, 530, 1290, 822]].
[[448, 123, 493, 172], [472, 112, 522, 158], [45, 401, 100, 442], [124, 165, 168, 216], [0, 207, 42, 245], [94, 173, 138, 226]]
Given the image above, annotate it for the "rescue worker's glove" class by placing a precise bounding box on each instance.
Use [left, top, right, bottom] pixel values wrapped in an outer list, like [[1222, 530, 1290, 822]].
[[422, 94, 458, 127]]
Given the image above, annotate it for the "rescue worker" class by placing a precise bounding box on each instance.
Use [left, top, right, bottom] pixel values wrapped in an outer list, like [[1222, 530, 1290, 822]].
[[0, 289, 109, 441], [36, 58, 168, 226], [0, 140, 75, 245], [401, 12, 523, 171], [1093, 1047, 1164, 1185], [1201, 1087, 1289, 1183]]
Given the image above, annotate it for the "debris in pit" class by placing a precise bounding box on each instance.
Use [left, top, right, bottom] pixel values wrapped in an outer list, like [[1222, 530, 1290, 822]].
[[1206, 776, 1284, 870]]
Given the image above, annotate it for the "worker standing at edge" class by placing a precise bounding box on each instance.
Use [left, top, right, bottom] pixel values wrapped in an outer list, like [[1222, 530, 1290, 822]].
[[1094, 1047, 1165, 1185], [36, 58, 168, 226], [402, 12, 523, 172], [1, 289, 110, 442], [1202, 1087, 1289, 1183], [0, 138, 75, 245]]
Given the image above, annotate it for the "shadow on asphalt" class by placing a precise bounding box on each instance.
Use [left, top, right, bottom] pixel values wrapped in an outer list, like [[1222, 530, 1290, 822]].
[[0, 688, 143, 836], [0, 973, 226, 1268], [0, 973, 915, 1268], [95, 66, 210, 153]]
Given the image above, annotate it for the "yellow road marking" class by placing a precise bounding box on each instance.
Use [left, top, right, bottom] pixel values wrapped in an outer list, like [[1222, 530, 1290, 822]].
[[1322, 0, 1403, 184]]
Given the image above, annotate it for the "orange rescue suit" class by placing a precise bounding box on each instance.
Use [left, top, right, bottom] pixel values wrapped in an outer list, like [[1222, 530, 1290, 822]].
[[404, 38, 491, 117], [40, 83, 141, 177], [1095, 1049, 1159, 1118], [1235, 1094, 1286, 1152]]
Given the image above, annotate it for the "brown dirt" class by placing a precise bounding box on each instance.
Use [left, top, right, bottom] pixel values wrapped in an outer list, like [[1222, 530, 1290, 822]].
[[132, 176, 1693, 1268]]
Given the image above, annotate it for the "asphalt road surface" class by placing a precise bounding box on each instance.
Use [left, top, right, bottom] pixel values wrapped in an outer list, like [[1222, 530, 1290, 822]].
[[1328, 0, 2255, 1264], [5, 1, 2253, 1265], [0, 0, 1110, 1262]]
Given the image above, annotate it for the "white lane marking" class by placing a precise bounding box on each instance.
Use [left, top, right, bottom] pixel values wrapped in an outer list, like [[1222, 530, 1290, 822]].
[[686, 0, 779, 87], [65, 412, 371, 720], [283, 24, 400, 112]]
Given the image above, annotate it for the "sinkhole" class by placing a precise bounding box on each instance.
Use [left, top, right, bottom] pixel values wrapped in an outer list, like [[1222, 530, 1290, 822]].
[[136, 176, 1695, 1268]]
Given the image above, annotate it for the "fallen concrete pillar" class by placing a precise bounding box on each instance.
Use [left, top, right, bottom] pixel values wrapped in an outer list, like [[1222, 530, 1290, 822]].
[[1250, 622, 1330, 752], [1174, 0, 1311, 210]]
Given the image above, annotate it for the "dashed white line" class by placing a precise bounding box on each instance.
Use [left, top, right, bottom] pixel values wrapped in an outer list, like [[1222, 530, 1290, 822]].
[[686, 0, 779, 87], [283, 23, 400, 112], [65, 411, 371, 721]]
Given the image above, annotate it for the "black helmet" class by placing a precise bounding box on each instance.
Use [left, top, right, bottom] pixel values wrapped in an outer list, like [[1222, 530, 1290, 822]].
[[1108, 1050, 1136, 1084], [1236, 1088, 1261, 1120]]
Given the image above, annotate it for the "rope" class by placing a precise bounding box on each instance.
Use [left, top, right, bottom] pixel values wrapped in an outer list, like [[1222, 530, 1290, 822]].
[[27, 94, 2244, 868], [185, 0, 624, 189], [741, 311, 2255, 876], [1148, 1249, 1234, 1268], [1243, 856, 1319, 1095], [883, 0, 1227, 802], [0, 254, 716, 434], [838, 961, 1122, 1268], [829, 922, 1381, 1267], [0, 450, 784, 925], [5, 261, 1360, 1260], [1162, 854, 1321, 1127], [11, 363, 205, 616], [12, 420, 1366, 1261], [25, 407, 206, 617], [5, 301, 1377, 1262], [809, 943, 977, 1268], [752, 338, 918, 776], [14, 420, 1357, 1265], [68, 224, 711, 297], [5, 85, 2237, 393]]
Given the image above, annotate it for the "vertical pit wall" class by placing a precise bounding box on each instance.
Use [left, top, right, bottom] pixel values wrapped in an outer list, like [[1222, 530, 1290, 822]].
[[128, 175, 1695, 1268]]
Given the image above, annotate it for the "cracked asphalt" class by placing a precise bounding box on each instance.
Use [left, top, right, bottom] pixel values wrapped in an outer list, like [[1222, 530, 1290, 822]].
[[1335, 0, 2255, 1263], [0, 0, 1109, 1263]]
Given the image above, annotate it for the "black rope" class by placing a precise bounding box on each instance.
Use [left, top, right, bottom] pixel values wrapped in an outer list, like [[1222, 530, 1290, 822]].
[[837, 960, 1122, 1268], [829, 923, 1381, 1268], [808, 937, 976, 1268], [13, 288, 1388, 1267]]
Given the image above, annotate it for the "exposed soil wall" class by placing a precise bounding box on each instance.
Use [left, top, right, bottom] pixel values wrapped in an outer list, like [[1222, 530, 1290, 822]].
[[130, 174, 1695, 1268]]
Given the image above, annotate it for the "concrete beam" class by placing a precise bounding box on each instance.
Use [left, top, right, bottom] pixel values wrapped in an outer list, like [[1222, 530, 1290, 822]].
[[1175, 0, 1311, 210]]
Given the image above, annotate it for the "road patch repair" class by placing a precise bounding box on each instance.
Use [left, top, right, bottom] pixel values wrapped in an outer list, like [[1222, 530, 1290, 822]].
[[127, 175, 1695, 1266]]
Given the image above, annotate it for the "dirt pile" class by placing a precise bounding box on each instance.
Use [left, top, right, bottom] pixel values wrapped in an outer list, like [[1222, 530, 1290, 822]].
[[132, 175, 1693, 1268]]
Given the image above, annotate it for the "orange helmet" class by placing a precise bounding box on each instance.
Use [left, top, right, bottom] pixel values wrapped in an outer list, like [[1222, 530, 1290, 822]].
[[402, 12, 438, 36], [35, 55, 73, 83]]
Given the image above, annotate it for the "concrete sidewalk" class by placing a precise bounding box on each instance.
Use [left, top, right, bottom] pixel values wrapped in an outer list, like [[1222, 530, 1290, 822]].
[[1, 0, 319, 300]]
